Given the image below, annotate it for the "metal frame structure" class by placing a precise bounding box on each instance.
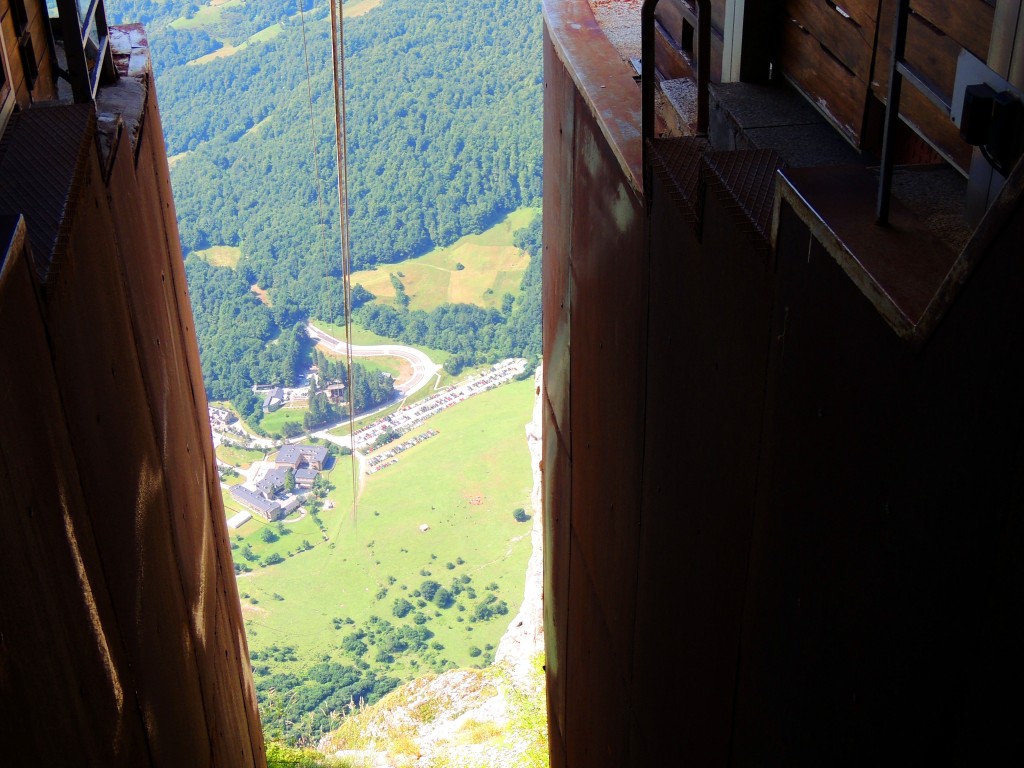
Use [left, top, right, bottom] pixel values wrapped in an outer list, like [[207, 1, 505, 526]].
[[53, 0, 116, 103], [642, 0, 710, 198], [876, 0, 957, 225]]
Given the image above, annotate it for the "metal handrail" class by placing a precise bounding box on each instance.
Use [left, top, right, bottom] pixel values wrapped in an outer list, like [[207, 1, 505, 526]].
[[642, 0, 710, 198], [54, 0, 117, 103], [876, 0, 909, 225], [877, 0, 953, 225]]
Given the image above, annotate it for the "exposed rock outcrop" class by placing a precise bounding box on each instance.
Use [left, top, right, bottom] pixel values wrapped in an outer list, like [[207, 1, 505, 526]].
[[494, 364, 545, 682]]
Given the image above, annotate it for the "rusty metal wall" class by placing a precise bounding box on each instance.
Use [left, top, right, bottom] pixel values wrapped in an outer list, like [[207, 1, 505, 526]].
[[0, 75, 265, 766], [629, 165, 778, 765], [542, 6, 647, 764], [544, 2, 1024, 766], [730, 190, 1024, 765]]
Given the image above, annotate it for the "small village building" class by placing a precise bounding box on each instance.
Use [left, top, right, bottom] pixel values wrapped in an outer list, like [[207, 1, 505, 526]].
[[280, 496, 302, 515], [230, 486, 281, 522], [226, 511, 252, 529], [261, 387, 284, 413], [275, 444, 328, 471], [326, 382, 346, 404], [295, 468, 318, 489], [256, 466, 289, 500]]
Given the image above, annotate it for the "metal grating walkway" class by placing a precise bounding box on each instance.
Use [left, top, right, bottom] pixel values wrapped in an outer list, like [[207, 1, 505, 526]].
[[703, 148, 786, 255], [647, 137, 711, 228], [649, 137, 785, 255]]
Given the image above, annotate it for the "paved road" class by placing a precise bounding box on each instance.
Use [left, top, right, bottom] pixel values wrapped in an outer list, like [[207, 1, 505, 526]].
[[305, 323, 441, 397]]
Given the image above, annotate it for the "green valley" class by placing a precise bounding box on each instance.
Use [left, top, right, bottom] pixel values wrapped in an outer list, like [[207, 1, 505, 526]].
[[106, 0, 544, 750], [222, 376, 537, 743]]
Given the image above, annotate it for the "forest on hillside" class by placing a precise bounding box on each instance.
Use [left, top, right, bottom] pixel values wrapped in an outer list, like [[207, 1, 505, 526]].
[[107, 0, 543, 408]]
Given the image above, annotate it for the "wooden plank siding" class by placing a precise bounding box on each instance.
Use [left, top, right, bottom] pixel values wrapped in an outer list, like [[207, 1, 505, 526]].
[[656, 20, 697, 82], [655, 0, 688, 49], [781, 9, 875, 146], [871, 0, 994, 171], [0, 0, 57, 107], [23, 0, 56, 102], [779, 0, 994, 172], [780, 0, 880, 146], [910, 0, 994, 61], [655, 0, 724, 85]]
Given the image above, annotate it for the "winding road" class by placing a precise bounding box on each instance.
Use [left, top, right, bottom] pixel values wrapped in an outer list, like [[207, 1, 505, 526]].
[[305, 323, 441, 397]]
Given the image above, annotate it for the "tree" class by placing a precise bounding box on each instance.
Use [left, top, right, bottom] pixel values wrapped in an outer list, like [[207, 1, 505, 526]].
[[260, 527, 279, 543], [433, 587, 454, 609], [374, 428, 400, 448], [419, 580, 441, 601], [513, 507, 529, 523], [284, 469, 296, 493], [312, 474, 333, 497], [392, 598, 414, 619]]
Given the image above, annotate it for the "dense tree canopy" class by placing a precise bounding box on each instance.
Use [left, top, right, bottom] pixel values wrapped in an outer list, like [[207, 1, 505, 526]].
[[109, 0, 542, 402]]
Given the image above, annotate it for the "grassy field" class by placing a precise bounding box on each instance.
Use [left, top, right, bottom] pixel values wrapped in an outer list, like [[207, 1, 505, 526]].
[[188, 42, 245, 65], [217, 442, 267, 468], [350, 208, 539, 312], [310, 319, 448, 358], [308, 320, 458, 395], [346, 0, 384, 17], [231, 376, 536, 678], [221, 470, 245, 486], [249, 23, 284, 43], [170, 0, 243, 30], [167, 150, 191, 168], [195, 245, 242, 268], [260, 406, 308, 436], [181, 0, 380, 65], [243, 115, 274, 138], [318, 345, 404, 381]]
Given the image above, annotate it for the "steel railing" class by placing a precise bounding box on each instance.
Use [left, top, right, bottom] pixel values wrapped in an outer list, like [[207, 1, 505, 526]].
[[642, 0, 710, 198]]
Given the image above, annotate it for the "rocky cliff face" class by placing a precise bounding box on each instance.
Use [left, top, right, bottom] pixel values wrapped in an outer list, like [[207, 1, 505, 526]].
[[494, 365, 545, 679]]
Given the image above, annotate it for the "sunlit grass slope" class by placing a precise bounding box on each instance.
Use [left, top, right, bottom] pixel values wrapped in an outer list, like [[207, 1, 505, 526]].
[[351, 208, 540, 312], [230, 376, 536, 677]]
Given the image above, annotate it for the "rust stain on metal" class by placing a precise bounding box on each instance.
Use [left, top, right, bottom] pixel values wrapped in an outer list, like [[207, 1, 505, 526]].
[[544, 0, 643, 192]]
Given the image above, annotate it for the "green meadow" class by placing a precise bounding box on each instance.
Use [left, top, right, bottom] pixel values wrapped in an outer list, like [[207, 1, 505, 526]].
[[217, 442, 267, 468], [350, 208, 540, 312], [170, 0, 243, 30], [194, 244, 242, 268], [259, 406, 308, 436], [179, 0, 382, 65], [228, 375, 536, 678]]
